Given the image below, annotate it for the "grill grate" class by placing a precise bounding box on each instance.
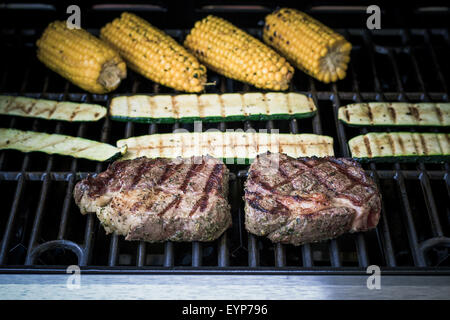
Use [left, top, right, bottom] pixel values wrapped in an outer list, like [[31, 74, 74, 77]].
[[0, 4, 449, 274]]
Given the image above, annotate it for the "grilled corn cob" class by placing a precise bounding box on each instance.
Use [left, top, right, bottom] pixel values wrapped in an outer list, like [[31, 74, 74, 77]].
[[36, 21, 126, 93], [263, 8, 352, 83], [100, 12, 207, 92], [184, 15, 294, 91]]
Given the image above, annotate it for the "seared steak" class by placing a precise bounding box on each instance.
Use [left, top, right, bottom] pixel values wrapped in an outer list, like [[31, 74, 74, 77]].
[[74, 156, 231, 242], [244, 152, 381, 245]]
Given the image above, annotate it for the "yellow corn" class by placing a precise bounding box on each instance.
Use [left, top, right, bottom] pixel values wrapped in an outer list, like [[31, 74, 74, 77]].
[[100, 12, 207, 93], [263, 8, 352, 83], [184, 15, 294, 91], [36, 21, 126, 94]]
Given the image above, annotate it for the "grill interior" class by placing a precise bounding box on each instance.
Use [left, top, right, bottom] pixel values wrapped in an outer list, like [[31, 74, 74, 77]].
[[0, 2, 449, 273]]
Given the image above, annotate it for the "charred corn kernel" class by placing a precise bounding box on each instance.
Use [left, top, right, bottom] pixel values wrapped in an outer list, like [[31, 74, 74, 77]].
[[100, 12, 207, 93], [36, 21, 126, 94], [263, 8, 352, 83], [184, 15, 294, 91]]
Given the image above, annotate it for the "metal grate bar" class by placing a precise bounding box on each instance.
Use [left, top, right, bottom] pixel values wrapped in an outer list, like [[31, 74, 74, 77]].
[[24, 162, 52, 265], [192, 242, 202, 267], [423, 30, 448, 93], [0, 169, 26, 264]]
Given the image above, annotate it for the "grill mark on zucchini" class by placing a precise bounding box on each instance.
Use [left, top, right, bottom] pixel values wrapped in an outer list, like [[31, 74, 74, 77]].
[[69, 104, 82, 121], [197, 94, 204, 118], [366, 103, 374, 124], [363, 136, 372, 158], [147, 96, 156, 119], [285, 93, 293, 114], [263, 94, 270, 115], [387, 134, 396, 155], [388, 104, 396, 123], [0, 134, 35, 148], [435, 104, 443, 125], [240, 94, 248, 117], [419, 134, 428, 155], [218, 94, 226, 118], [408, 106, 420, 124], [348, 132, 450, 162], [344, 108, 350, 122], [1, 96, 105, 122], [411, 133, 420, 155], [110, 93, 316, 123], [117, 132, 334, 160], [171, 96, 180, 119], [0, 128, 125, 161], [338, 102, 450, 127], [397, 135, 406, 154]]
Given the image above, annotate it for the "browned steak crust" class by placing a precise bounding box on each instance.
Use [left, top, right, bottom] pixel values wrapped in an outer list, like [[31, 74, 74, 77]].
[[74, 156, 231, 242], [244, 152, 381, 245]]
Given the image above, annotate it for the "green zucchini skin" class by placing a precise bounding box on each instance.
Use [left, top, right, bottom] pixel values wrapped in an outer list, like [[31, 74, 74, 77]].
[[0, 95, 107, 122], [352, 156, 450, 163], [110, 112, 317, 124], [338, 102, 450, 127], [348, 132, 450, 163], [109, 92, 317, 124], [0, 128, 126, 162], [116, 131, 334, 161]]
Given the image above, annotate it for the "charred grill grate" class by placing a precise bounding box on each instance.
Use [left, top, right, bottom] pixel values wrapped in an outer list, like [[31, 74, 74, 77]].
[[0, 3, 449, 274]]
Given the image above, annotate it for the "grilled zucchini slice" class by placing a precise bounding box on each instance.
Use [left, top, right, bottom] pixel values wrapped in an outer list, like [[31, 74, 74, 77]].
[[338, 102, 450, 127], [109, 92, 316, 123], [117, 131, 333, 161], [0, 95, 106, 122], [348, 132, 450, 162], [0, 128, 126, 161]]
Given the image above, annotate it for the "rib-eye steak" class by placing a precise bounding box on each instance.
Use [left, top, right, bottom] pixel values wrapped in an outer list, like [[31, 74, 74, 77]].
[[74, 156, 231, 242], [244, 152, 381, 245]]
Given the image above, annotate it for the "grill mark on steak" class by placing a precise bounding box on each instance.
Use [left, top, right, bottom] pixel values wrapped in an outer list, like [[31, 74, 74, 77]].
[[295, 159, 370, 206], [158, 196, 181, 216], [179, 162, 205, 192], [174, 161, 207, 210], [158, 162, 184, 185], [130, 160, 156, 188], [244, 153, 381, 245], [278, 164, 290, 178], [247, 198, 270, 214], [326, 158, 373, 188], [189, 163, 224, 216]]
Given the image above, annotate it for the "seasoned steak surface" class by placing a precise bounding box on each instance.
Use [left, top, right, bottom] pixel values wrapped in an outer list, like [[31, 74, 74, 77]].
[[244, 152, 381, 245], [74, 156, 231, 242]]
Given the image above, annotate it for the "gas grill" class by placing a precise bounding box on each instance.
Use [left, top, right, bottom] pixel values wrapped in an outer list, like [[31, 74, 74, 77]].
[[0, 1, 449, 299]]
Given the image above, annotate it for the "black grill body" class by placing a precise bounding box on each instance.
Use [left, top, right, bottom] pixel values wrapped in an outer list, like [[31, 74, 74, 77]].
[[0, 1, 449, 276]]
